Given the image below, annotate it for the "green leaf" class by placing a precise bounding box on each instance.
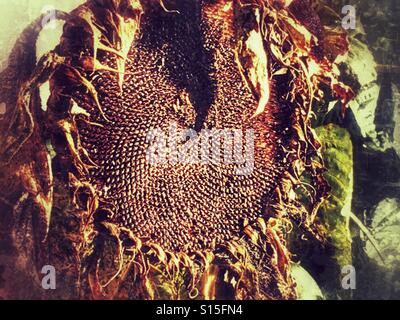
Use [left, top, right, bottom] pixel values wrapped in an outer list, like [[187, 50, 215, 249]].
[[316, 124, 353, 268]]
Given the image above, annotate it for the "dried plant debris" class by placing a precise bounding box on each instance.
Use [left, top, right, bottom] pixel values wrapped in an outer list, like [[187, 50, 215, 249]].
[[0, 0, 353, 299]]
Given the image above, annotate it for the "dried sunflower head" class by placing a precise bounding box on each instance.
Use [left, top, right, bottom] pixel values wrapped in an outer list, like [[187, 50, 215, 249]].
[[0, 0, 353, 300]]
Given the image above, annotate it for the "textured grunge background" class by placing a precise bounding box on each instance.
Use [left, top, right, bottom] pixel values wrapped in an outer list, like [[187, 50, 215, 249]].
[[0, 0, 399, 300]]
